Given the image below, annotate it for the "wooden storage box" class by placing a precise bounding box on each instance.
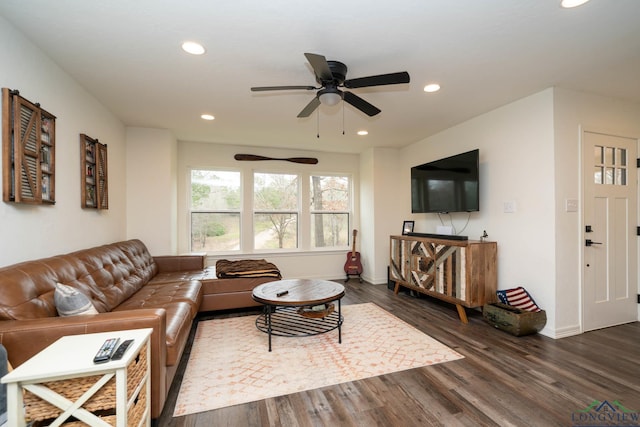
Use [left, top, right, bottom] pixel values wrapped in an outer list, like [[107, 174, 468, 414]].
[[483, 302, 546, 336]]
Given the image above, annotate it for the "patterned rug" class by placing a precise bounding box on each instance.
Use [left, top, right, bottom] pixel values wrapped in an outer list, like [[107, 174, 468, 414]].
[[174, 302, 463, 416]]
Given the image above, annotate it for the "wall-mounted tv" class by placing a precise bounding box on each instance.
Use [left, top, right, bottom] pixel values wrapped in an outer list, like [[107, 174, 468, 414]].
[[411, 149, 479, 213]]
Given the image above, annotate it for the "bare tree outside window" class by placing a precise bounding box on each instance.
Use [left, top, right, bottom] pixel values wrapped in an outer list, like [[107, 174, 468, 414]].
[[254, 173, 299, 249], [311, 175, 350, 248], [190, 170, 241, 252]]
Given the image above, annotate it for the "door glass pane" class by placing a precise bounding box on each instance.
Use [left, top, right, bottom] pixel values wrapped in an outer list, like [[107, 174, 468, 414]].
[[617, 148, 627, 167], [605, 167, 614, 185], [617, 168, 627, 186], [605, 147, 615, 165], [594, 146, 603, 165], [594, 167, 603, 184]]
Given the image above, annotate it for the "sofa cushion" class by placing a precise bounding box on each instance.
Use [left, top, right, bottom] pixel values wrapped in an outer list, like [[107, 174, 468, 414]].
[[111, 301, 193, 366], [149, 266, 217, 285], [114, 280, 203, 318], [54, 283, 99, 316], [0, 256, 84, 320], [0, 240, 159, 320], [114, 239, 159, 282], [71, 245, 147, 311]]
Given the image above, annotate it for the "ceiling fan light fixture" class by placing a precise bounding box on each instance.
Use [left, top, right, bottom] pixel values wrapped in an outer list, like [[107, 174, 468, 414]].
[[318, 91, 342, 106]]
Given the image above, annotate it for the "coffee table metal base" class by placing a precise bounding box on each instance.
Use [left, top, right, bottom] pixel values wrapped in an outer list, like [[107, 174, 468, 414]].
[[256, 301, 343, 351]]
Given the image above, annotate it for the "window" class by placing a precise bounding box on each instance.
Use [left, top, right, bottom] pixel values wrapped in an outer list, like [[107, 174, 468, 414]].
[[310, 175, 350, 248], [189, 170, 241, 252], [253, 172, 299, 249], [187, 168, 353, 254], [593, 145, 627, 185]]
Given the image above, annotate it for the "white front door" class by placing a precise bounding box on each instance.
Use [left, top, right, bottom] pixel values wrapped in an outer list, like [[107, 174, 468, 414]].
[[582, 131, 637, 331]]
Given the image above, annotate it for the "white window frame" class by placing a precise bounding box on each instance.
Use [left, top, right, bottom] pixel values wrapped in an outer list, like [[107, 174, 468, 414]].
[[309, 173, 352, 250], [188, 168, 242, 254]]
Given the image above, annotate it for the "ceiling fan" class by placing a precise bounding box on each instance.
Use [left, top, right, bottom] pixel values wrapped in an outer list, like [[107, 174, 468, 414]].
[[251, 53, 410, 118]]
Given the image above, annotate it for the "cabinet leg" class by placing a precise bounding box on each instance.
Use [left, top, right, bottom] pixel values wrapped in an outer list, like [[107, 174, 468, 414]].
[[393, 281, 400, 295], [456, 304, 469, 324]]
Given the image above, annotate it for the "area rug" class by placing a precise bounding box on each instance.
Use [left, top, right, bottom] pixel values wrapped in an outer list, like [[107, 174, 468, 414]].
[[174, 302, 463, 416]]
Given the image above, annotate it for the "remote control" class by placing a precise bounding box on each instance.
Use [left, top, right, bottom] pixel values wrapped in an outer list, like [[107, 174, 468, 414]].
[[93, 338, 119, 364], [110, 339, 134, 361]]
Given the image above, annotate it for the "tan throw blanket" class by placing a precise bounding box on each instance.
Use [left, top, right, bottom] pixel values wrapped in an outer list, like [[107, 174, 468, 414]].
[[215, 259, 281, 279]]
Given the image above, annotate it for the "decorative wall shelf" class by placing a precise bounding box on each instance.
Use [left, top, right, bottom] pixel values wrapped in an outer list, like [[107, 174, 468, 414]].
[[80, 133, 108, 209], [2, 88, 56, 204]]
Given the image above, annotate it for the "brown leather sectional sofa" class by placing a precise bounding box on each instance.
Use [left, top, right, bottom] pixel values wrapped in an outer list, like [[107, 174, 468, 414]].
[[0, 239, 276, 420]]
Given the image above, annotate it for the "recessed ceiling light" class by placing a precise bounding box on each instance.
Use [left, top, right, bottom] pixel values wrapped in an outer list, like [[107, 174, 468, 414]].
[[424, 83, 441, 93], [201, 114, 215, 121], [357, 130, 368, 136], [560, 0, 590, 8], [182, 41, 206, 55]]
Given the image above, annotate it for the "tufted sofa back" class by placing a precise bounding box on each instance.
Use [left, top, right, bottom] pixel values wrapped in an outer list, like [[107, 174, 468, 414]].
[[0, 239, 159, 320]]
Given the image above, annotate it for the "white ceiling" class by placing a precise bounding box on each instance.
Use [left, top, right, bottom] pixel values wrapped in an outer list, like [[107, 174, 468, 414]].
[[1, 1, 639, 154]]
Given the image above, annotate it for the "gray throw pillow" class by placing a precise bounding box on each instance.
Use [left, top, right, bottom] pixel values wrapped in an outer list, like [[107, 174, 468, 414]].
[[54, 283, 99, 316]]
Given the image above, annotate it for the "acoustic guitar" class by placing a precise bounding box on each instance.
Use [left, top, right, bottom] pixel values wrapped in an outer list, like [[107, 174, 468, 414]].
[[343, 229, 363, 282]]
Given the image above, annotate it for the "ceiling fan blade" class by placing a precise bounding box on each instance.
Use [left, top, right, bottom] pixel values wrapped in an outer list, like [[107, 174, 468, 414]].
[[251, 85, 316, 92], [343, 91, 381, 117], [344, 71, 410, 89], [304, 53, 333, 81], [297, 97, 321, 118]]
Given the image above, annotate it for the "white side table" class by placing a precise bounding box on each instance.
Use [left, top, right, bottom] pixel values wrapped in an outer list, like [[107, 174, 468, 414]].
[[1, 328, 152, 427]]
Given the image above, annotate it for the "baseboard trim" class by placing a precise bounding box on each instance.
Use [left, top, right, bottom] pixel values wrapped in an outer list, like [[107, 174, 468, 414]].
[[549, 324, 581, 339]]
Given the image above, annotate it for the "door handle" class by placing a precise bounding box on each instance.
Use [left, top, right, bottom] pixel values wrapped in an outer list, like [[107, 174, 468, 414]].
[[585, 239, 603, 247]]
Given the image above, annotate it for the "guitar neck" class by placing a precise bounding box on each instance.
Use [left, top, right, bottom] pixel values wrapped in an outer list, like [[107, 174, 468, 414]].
[[351, 230, 357, 256]]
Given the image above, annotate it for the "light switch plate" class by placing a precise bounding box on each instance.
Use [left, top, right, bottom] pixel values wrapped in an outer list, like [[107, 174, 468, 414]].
[[503, 201, 517, 213], [565, 199, 578, 212]]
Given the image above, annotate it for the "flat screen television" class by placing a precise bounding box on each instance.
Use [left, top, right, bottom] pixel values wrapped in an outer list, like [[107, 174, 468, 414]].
[[411, 149, 479, 213]]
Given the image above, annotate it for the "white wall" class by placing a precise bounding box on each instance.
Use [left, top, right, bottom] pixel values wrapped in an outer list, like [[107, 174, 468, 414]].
[[390, 88, 640, 338], [359, 149, 375, 282], [398, 89, 558, 336], [359, 147, 402, 284], [0, 16, 127, 266], [126, 127, 178, 255], [177, 141, 360, 280], [553, 88, 640, 335]]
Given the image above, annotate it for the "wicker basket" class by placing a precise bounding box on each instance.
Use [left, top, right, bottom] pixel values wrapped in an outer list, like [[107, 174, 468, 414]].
[[24, 343, 148, 425]]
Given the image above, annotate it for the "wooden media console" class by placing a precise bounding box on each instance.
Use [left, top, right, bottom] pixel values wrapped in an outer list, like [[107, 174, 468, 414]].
[[389, 235, 497, 323]]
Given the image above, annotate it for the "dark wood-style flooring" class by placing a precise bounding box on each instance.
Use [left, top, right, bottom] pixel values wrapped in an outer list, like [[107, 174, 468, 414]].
[[158, 281, 640, 426]]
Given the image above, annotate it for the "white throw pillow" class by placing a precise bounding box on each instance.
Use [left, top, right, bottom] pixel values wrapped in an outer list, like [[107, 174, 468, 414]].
[[54, 283, 99, 316]]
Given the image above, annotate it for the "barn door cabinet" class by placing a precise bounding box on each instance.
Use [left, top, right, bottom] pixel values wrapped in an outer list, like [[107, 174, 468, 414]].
[[2, 88, 56, 204], [389, 235, 497, 323], [80, 133, 108, 209]]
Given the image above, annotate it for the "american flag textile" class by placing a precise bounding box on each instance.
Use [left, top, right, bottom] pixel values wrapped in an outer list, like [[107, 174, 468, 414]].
[[496, 287, 541, 312]]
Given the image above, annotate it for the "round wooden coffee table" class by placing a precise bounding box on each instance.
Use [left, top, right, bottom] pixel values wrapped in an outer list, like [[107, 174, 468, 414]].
[[252, 279, 345, 351]]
